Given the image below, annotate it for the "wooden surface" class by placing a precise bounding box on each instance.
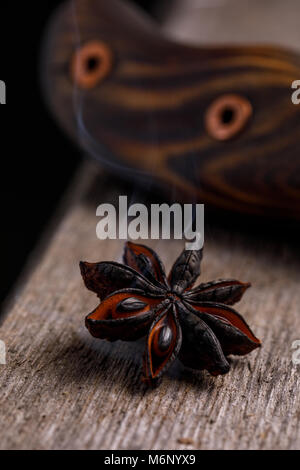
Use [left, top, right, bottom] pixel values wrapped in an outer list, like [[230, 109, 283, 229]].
[[1, 0, 300, 450], [164, 0, 300, 49], [0, 161, 299, 450]]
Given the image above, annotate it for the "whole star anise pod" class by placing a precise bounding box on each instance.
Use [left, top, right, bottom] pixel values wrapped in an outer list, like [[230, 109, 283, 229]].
[[80, 242, 261, 385]]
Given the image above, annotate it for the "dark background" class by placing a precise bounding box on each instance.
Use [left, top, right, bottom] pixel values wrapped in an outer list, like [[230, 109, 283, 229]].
[[0, 0, 169, 307]]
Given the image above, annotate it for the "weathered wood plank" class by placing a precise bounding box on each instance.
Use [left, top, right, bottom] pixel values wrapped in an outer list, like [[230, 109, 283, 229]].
[[0, 161, 299, 450], [164, 0, 300, 49]]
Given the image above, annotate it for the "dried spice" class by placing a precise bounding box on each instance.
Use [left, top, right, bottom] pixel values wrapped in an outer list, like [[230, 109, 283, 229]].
[[80, 242, 261, 385]]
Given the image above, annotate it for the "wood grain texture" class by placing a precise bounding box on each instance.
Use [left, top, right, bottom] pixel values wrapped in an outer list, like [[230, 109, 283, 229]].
[[0, 162, 299, 450], [42, 0, 300, 221]]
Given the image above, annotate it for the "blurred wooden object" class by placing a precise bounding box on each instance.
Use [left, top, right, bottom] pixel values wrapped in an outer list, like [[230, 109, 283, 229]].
[[44, 0, 300, 221]]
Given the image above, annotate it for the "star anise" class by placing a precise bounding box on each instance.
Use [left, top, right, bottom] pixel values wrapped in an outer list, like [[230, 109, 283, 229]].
[[80, 242, 261, 385]]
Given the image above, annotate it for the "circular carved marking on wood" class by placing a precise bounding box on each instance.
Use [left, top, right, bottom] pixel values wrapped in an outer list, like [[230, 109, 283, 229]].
[[205, 94, 253, 141], [70, 41, 113, 89]]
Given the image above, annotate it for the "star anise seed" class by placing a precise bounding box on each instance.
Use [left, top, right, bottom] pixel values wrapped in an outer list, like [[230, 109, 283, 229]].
[[80, 242, 261, 385]]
